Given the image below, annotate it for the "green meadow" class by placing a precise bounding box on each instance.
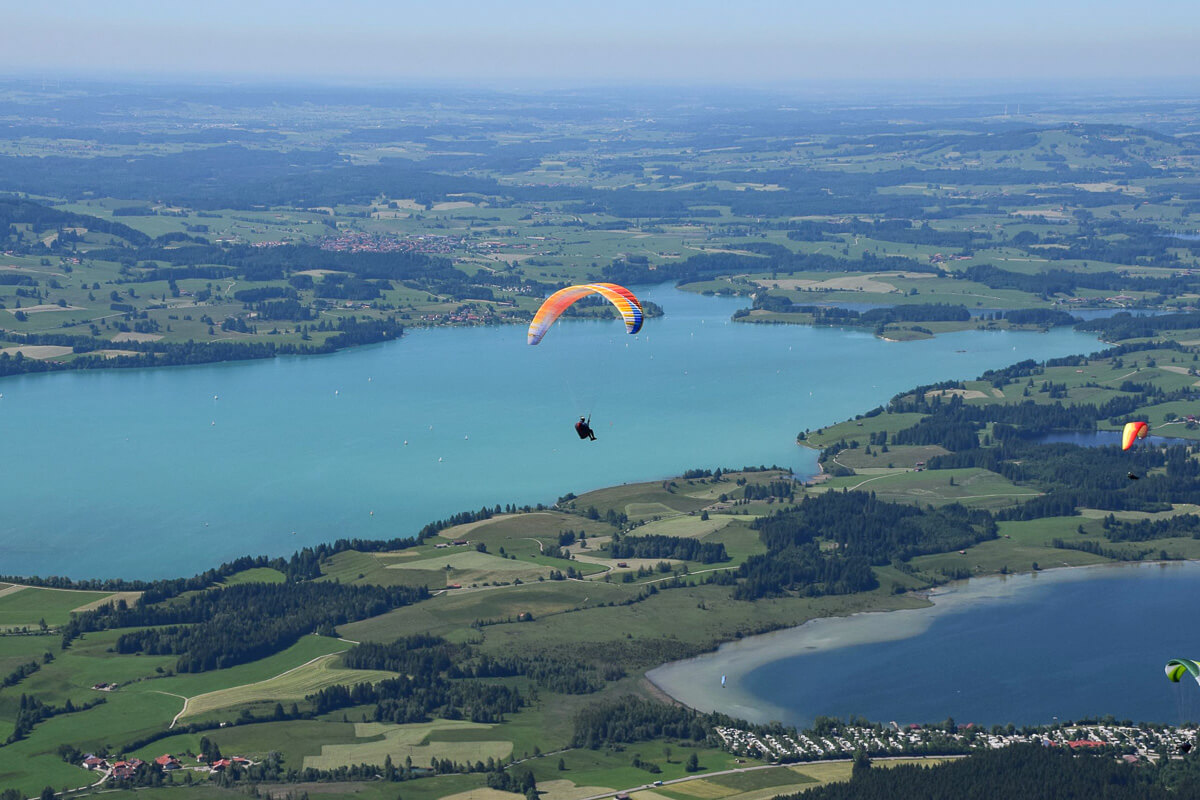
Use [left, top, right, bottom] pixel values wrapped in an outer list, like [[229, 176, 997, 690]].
[[0, 586, 119, 629]]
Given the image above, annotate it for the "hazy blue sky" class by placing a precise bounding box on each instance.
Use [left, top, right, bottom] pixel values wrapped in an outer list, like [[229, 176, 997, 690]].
[[5, 0, 1198, 86]]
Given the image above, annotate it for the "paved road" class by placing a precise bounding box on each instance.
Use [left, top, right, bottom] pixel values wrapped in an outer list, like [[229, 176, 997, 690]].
[[573, 755, 965, 800]]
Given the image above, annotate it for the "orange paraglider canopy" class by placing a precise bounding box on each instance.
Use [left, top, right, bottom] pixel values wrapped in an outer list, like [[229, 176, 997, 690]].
[[526, 283, 643, 345], [1122, 421, 1149, 450]]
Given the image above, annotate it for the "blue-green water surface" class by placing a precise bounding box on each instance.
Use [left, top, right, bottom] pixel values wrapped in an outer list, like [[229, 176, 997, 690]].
[[0, 287, 1101, 579]]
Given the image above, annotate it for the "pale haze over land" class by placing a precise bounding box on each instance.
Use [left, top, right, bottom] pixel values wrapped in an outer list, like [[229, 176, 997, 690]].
[[4, 0, 1199, 86]]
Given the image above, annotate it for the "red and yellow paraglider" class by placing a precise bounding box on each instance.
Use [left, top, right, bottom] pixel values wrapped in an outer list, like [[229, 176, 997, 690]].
[[527, 283, 643, 345], [1122, 421, 1149, 451]]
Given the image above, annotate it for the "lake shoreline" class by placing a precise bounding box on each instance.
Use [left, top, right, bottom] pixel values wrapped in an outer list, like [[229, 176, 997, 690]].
[[644, 559, 1199, 726], [1, 283, 1139, 382], [0, 286, 1101, 580]]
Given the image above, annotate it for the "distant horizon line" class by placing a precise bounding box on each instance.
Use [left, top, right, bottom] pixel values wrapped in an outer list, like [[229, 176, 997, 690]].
[[1, 70, 1198, 99]]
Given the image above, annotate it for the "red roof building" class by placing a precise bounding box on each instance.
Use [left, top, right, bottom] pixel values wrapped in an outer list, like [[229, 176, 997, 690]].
[[110, 759, 145, 780]]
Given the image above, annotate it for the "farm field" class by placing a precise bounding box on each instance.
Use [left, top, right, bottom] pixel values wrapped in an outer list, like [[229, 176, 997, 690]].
[[179, 655, 398, 720], [304, 720, 511, 770], [0, 586, 120, 628], [130, 719, 365, 770], [817, 467, 1042, 510], [222, 567, 286, 585]]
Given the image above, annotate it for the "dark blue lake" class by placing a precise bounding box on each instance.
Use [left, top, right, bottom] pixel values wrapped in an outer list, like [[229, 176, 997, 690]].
[[1038, 431, 1198, 448], [649, 563, 1200, 727]]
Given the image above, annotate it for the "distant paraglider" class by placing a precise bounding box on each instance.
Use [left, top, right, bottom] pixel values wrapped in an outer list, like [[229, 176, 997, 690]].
[[1124, 421, 1151, 479], [1166, 658, 1200, 686], [1122, 421, 1150, 451], [1166, 659, 1200, 730], [527, 283, 643, 345]]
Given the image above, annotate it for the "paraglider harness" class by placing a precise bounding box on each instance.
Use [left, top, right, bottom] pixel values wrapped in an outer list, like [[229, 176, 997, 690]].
[[575, 415, 596, 441]]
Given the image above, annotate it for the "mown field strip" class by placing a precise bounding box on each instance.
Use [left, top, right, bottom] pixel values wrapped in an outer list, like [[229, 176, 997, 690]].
[[179, 653, 397, 719]]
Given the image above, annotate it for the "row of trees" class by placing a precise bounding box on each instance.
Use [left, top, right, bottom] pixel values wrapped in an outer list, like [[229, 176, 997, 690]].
[[604, 243, 936, 286], [67, 582, 427, 672], [786, 219, 991, 248], [962, 263, 1196, 297], [783, 744, 1180, 800], [607, 532, 728, 563]]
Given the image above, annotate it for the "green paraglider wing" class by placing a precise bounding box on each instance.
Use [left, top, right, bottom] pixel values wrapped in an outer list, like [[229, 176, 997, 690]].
[[1165, 658, 1200, 685]]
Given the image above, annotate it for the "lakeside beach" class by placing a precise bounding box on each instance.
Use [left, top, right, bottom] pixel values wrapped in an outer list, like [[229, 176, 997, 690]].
[[646, 560, 1200, 727]]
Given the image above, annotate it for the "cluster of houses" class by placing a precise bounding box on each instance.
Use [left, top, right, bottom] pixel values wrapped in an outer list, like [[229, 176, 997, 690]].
[[319, 232, 463, 256], [1052, 295, 1149, 308], [80, 752, 252, 778], [82, 756, 145, 780], [419, 307, 505, 325], [928, 253, 973, 265], [714, 722, 1199, 762], [435, 539, 472, 549]]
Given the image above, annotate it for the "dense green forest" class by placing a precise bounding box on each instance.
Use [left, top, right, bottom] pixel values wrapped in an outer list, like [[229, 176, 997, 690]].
[[0, 198, 150, 246], [304, 634, 626, 726], [782, 745, 1188, 800], [571, 696, 711, 748], [727, 492, 995, 600], [607, 532, 729, 563], [67, 582, 428, 672]]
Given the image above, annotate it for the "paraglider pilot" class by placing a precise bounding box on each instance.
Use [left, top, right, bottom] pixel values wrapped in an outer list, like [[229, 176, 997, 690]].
[[575, 416, 597, 441]]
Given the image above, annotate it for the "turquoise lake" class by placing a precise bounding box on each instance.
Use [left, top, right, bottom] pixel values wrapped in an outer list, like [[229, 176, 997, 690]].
[[648, 562, 1200, 727], [0, 286, 1102, 579]]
